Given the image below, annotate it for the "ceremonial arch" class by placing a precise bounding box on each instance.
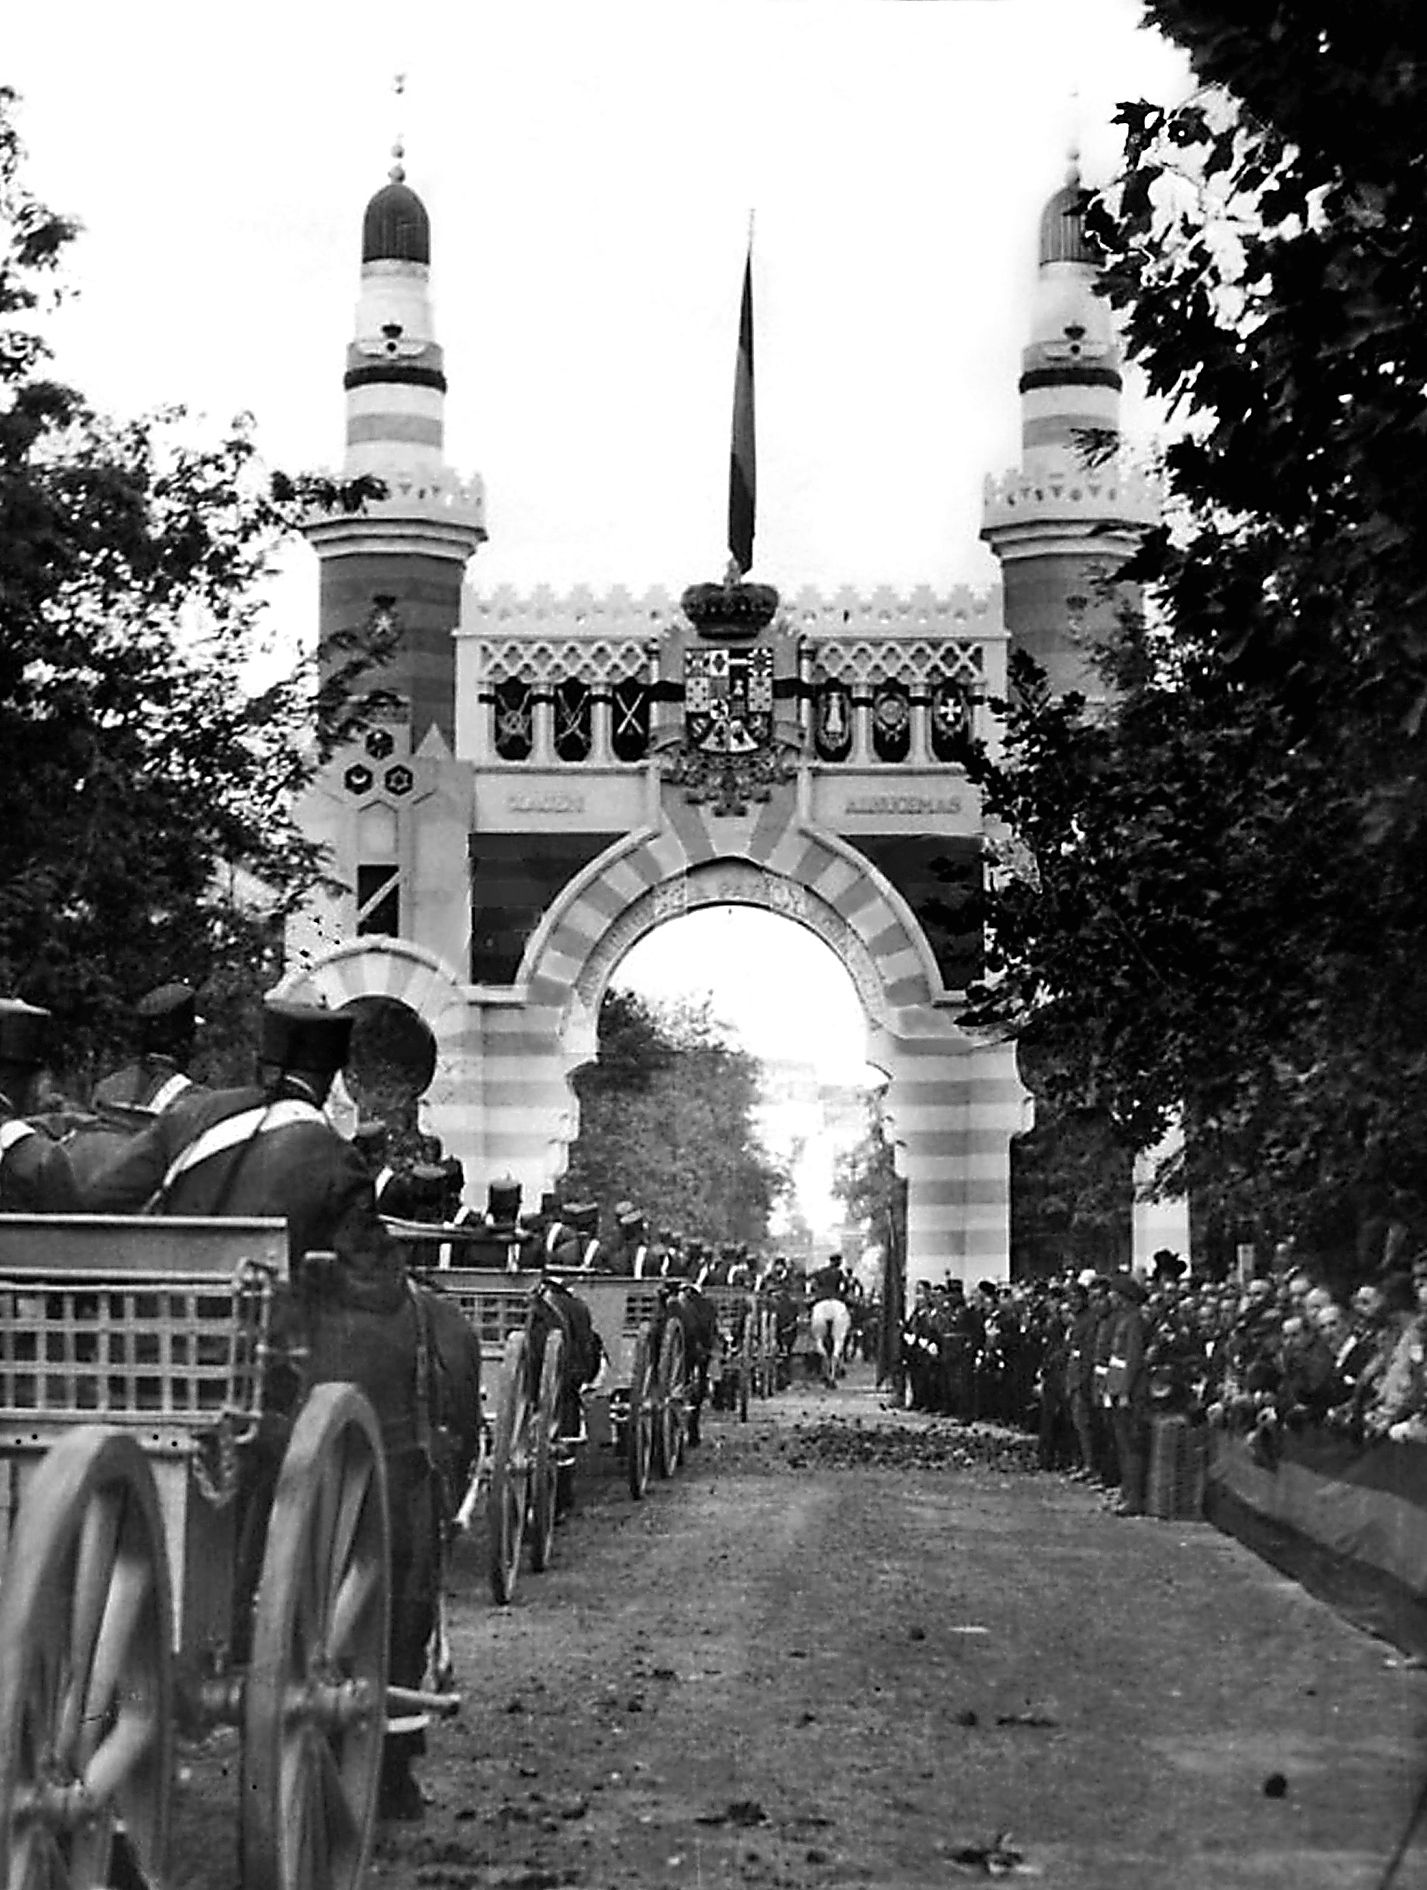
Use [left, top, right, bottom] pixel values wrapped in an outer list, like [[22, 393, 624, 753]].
[[283, 147, 1165, 1286], [282, 582, 1026, 1290]]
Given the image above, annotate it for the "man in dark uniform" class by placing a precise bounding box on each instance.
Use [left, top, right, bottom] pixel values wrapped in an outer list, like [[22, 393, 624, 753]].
[[92, 981, 204, 1116], [611, 1201, 655, 1277], [935, 1279, 974, 1420], [0, 999, 81, 1212], [85, 998, 445, 1820], [1105, 1273, 1151, 1515]]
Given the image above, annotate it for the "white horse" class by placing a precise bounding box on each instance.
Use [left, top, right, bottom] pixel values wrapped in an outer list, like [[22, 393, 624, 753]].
[[808, 1297, 852, 1388]]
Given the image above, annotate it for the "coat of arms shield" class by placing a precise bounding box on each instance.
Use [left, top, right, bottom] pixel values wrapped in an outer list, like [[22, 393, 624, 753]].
[[684, 646, 774, 755]]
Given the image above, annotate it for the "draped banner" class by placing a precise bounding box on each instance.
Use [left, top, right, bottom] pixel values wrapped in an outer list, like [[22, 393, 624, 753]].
[[1206, 1427, 1427, 1657]]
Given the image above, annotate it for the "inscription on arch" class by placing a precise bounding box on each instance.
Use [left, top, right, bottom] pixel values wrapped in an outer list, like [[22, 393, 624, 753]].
[[574, 863, 887, 1027]]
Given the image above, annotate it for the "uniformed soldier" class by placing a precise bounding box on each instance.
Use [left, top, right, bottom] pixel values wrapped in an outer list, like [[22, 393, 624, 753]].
[[1105, 1273, 1151, 1515], [612, 1201, 655, 1277], [0, 999, 81, 1212], [92, 981, 204, 1117], [84, 998, 448, 1819]]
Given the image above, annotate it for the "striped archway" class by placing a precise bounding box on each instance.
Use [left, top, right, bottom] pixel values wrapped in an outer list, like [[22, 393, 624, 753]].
[[271, 938, 483, 1159]]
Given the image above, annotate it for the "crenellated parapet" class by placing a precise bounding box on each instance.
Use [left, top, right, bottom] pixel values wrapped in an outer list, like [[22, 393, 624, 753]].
[[306, 464, 486, 547], [981, 453, 1159, 540], [783, 583, 1002, 640]]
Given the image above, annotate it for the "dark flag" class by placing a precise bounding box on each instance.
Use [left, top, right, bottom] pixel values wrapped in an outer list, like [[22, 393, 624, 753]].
[[728, 244, 756, 576]]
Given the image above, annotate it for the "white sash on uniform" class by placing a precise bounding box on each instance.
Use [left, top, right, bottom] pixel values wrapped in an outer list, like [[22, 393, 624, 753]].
[[147, 1070, 193, 1114], [0, 1121, 36, 1156], [159, 1098, 325, 1196]]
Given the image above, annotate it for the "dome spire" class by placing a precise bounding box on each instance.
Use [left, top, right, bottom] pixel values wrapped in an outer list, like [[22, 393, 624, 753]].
[[390, 71, 407, 183]]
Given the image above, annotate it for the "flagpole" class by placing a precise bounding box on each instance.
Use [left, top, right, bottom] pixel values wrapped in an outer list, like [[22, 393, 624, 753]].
[[727, 216, 757, 585]]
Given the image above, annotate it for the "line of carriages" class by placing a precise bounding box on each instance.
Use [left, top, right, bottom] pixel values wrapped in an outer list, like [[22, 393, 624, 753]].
[[0, 1209, 782, 1890]]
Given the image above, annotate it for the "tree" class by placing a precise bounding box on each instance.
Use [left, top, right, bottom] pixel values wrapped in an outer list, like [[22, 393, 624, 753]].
[[962, 9, 1427, 1275], [832, 1095, 906, 1378], [562, 990, 789, 1247], [0, 88, 385, 1088]]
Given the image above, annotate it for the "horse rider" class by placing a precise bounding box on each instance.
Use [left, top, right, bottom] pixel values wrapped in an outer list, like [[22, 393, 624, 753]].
[[807, 1252, 852, 1388], [83, 996, 462, 1823], [0, 999, 81, 1212], [92, 981, 205, 1117]]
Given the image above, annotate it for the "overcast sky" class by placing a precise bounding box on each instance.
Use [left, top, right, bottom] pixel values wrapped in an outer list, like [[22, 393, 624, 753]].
[[9, 0, 1188, 603], [7, 1, 1190, 1091]]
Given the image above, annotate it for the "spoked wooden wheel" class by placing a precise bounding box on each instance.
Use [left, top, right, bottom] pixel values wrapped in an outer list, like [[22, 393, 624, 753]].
[[528, 1327, 565, 1576], [653, 1319, 688, 1479], [489, 1332, 532, 1606], [242, 1383, 390, 1890], [625, 1329, 655, 1501], [0, 1428, 173, 1890]]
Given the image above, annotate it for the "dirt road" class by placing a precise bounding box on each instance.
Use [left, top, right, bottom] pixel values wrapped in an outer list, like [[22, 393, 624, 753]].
[[174, 1373, 1427, 1888]]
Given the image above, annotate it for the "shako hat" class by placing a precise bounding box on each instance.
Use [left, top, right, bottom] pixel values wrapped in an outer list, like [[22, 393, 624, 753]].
[[563, 1201, 599, 1235], [615, 1200, 645, 1230], [260, 999, 352, 1076], [0, 998, 51, 1068], [487, 1175, 522, 1225]]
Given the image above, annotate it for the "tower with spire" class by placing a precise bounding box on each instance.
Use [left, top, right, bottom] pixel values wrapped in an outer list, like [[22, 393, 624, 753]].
[[304, 136, 486, 748], [980, 155, 1157, 698]]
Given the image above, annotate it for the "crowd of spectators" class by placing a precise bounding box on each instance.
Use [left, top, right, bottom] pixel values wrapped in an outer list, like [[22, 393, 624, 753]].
[[901, 1249, 1427, 1513]]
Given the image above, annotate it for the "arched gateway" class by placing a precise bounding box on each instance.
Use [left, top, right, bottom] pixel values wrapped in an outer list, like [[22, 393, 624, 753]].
[[284, 578, 1023, 1290], [282, 148, 1162, 1289]]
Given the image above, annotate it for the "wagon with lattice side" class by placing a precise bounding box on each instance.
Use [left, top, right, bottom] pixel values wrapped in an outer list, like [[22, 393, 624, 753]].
[[0, 1213, 455, 1890], [394, 1245, 694, 1590], [704, 1282, 780, 1419]]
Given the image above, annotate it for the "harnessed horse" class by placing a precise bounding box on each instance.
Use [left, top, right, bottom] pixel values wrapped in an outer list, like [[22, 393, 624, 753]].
[[808, 1295, 853, 1388]]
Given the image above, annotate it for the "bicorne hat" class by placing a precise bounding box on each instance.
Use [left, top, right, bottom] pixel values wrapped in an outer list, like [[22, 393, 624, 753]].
[[260, 1000, 353, 1077], [0, 998, 51, 1068]]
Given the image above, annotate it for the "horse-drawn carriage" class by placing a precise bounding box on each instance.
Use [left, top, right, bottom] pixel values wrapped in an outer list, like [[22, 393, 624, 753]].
[[394, 1251, 696, 1529], [0, 1212, 454, 1890]]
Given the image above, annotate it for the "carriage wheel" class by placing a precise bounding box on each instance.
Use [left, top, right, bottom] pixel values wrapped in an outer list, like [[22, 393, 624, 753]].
[[242, 1383, 389, 1890], [528, 1327, 565, 1576], [653, 1320, 688, 1479], [0, 1428, 173, 1890], [489, 1332, 532, 1606], [625, 1329, 655, 1501]]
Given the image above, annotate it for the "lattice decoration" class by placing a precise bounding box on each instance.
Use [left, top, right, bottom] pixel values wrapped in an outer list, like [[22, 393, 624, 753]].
[[812, 639, 986, 690], [0, 1267, 270, 1428], [475, 638, 652, 686], [423, 1273, 533, 1359]]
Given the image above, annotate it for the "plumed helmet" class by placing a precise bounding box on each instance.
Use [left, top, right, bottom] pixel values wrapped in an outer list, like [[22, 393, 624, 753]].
[[260, 999, 353, 1077], [0, 998, 51, 1068], [136, 982, 200, 1051]]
